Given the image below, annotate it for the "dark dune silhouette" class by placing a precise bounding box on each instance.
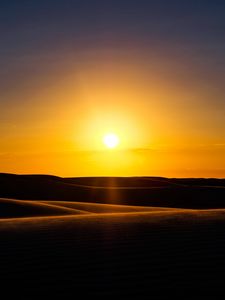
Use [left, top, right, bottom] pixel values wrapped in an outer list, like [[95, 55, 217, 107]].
[[1, 173, 225, 208]]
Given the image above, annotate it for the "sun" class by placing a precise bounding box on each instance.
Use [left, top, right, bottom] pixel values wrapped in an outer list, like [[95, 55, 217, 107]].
[[103, 133, 120, 149]]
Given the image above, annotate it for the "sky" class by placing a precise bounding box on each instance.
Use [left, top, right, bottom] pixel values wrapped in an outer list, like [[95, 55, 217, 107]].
[[0, 0, 225, 177]]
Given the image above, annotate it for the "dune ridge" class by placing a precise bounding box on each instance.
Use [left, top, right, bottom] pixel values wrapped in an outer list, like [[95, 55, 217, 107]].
[[0, 198, 88, 218]]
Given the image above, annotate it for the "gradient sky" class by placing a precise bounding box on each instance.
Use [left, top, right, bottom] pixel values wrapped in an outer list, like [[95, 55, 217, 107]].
[[1, 0, 225, 177]]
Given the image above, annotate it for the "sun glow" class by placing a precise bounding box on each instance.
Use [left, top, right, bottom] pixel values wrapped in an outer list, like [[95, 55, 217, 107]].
[[103, 133, 120, 149]]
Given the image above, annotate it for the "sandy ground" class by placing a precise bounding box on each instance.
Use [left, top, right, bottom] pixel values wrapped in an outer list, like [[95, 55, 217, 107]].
[[1, 198, 225, 296]]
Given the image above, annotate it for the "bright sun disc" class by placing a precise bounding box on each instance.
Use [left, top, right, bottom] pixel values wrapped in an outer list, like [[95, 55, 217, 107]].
[[103, 133, 119, 149]]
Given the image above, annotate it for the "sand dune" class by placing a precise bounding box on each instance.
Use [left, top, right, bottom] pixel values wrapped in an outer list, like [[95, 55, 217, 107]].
[[1, 207, 225, 296], [1, 174, 225, 295]]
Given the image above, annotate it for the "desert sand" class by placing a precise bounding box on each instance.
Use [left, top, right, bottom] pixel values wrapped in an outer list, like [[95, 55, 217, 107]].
[[0, 174, 225, 296]]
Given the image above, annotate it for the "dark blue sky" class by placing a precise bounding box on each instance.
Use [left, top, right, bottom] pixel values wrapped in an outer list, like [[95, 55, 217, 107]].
[[1, 0, 225, 60], [1, 0, 225, 106], [0, 1, 224, 93]]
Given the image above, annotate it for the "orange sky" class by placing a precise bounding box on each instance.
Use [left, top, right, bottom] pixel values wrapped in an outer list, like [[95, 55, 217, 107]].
[[1, 50, 225, 177]]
